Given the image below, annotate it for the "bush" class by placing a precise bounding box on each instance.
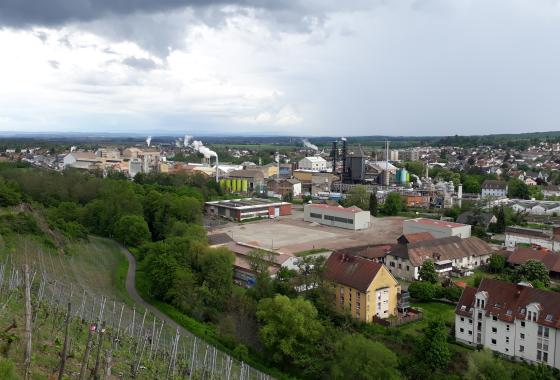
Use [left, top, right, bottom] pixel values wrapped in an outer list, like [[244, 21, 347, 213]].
[[408, 281, 436, 302]]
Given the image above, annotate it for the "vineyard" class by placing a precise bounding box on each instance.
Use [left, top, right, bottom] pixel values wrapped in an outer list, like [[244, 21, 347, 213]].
[[0, 239, 271, 380]]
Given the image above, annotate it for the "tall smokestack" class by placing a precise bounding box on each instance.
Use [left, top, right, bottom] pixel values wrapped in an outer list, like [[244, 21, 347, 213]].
[[215, 155, 219, 183], [341, 137, 347, 178]]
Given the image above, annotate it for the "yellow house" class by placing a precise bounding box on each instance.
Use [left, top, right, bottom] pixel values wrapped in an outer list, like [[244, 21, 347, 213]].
[[324, 251, 401, 322]]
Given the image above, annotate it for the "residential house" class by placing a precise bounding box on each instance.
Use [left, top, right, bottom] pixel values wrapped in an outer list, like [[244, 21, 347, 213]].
[[324, 251, 401, 321], [456, 211, 497, 231], [455, 279, 560, 369], [384, 235, 494, 281]]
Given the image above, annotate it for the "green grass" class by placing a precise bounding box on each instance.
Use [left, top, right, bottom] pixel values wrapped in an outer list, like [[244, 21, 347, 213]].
[[398, 301, 456, 336], [294, 248, 331, 257]]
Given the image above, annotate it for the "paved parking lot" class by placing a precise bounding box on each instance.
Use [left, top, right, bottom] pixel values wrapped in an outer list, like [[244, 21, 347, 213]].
[[211, 210, 405, 254]]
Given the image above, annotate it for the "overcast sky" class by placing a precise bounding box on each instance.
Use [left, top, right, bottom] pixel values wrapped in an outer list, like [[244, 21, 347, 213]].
[[1, 0, 559, 136]]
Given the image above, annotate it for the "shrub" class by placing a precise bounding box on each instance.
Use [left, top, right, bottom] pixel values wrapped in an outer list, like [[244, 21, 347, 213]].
[[408, 281, 436, 302]]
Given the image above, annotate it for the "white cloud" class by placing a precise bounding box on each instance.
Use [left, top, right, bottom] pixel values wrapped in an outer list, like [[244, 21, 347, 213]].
[[1, 1, 560, 135]]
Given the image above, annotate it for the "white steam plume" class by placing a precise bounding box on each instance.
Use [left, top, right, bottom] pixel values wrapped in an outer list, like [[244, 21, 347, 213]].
[[70, 146, 76, 152], [191, 140, 217, 158], [341, 137, 347, 141], [146, 136, 152, 147], [302, 138, 318, 151], [184, 135, 192, 147]]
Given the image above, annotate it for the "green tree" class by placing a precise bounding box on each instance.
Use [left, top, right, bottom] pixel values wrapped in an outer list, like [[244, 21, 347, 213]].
[[282, 191, 293, 202], [421, 318, 451, 371], [508, 179, 530, 199], [0, 177, 21, 206], [516, 260, 550, 287], [330, 334, 401, 380], [113, 215, 151, 247], [404, 161, 425, 177], [463, 176, 481, 194], [383, 192, 404, 216], [369, 192, 378, 216], [489, 254, 506, 273], [257, 295, 324, 369], [408, 281, 436, 302], [496, 206, 506, 233], [199, 247, 235, 312], [344, 185, 369, 210], [419, 260, 438, 284], [465, 349, 511, 380]]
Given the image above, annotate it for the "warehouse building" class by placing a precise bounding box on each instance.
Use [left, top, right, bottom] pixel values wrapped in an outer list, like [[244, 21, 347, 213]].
[[205, 198, 292, 221], [403, 218, 471, 239], [303, 204, 371, 230]]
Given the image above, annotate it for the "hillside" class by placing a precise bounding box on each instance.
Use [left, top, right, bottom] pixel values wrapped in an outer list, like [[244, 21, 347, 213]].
[[0, 231, 269, 379]]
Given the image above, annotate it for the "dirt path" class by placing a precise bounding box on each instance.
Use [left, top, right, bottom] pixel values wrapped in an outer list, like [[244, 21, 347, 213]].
[[120, 246, 187, 334]]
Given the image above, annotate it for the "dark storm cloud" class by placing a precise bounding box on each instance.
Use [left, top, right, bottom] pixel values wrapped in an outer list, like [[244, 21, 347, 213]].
[[0, 0, 303, 28]]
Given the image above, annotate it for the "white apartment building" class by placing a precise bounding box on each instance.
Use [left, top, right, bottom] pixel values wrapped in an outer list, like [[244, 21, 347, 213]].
[[456, 279, 560, 369], [481, 180, 508, 198], [298, 156, 327, 172]]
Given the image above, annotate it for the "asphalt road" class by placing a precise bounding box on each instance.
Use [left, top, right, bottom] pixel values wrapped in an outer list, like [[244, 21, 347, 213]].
[[121, 246, 185, 334]]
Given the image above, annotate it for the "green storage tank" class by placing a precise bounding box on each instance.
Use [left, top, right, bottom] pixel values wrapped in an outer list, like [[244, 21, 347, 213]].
[[232, 179, 238, 192], [236, 179, 242, 193], [219, 179, 226, 190], [241, 179, 248, 193], [225, 179, 231, 192]]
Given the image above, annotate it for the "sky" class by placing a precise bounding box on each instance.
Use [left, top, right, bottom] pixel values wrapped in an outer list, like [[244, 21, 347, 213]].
[[1, 0, 560, 136]]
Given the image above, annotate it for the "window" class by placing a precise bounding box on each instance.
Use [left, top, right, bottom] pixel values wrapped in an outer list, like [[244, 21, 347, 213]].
[[469, 319, 472, 324], [545, 314, 553, 322], [491, 339, 496, 345], [478, 312, 482, 319], [506, 325, 510, 331], [468, 330, 472, 335], [520, 333, 525, 340], [460, 328, 464, 333], [398, 263, 402, 269], [544, 327, 549, 338], [543, 352, 548, 362], [537, 350, 542, 361], [461, 317, 464, 322], [310, 212, 322, 219], [406, 265, 410, 271], [519, 345, 524, 352], [492, 316, 497, 321], [492, 327, 497, 333], [506, 336, 509, 343], [389, 262, 395, 267], [476, 299, 480, 307], [521, 321, 525, 327]]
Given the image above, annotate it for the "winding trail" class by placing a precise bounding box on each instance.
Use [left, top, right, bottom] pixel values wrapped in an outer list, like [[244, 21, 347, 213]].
[[120, 246, 186, 333]]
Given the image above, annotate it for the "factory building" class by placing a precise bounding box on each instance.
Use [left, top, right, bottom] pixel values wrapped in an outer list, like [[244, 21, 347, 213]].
[[403, 218, 471, 239], [298, 156, 327, 171], [205, 198, 292, 221], [304, 204, 371, 230]]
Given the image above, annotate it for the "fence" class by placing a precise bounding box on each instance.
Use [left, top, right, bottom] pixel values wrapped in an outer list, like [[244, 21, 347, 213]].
[[0, 260, 273, 380]]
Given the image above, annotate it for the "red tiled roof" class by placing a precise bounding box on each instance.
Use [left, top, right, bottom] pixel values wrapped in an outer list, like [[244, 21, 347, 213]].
[[456, 279, 560, 328], [307, 204, 365, 214], [405, 218, 467, 229], [324, 251, 383, 292], [507, 247, 560, 273]]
